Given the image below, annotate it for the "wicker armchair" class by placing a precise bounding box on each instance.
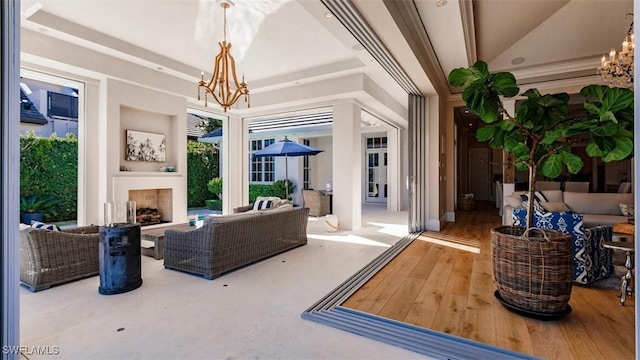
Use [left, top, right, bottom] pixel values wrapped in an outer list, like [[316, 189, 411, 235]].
[[20, 225, 100, 292], [302, 190, 330, 217]]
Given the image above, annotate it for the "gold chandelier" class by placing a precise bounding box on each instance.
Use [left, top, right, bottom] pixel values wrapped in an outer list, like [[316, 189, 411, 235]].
[[198, 1, 250, 112], [597, 14, 634, 89]]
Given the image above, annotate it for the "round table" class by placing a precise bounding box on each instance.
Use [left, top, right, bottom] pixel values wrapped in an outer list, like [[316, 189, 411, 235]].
[[602, 241, 634, 305]]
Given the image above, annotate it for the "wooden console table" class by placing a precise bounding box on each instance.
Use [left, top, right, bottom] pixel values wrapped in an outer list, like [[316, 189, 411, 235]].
[[140, 222, 193, 260]]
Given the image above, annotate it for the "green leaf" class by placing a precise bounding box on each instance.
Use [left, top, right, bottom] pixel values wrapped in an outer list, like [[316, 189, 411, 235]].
[[476, 125, 496, 142], [562, 153, 584, 174], [499, 120, 515, 131], [580, 85, 606, 101], [489, 72, 519, 97], [448, 67, 480, 87], [602, 87, 634, 113], [515, 162, 529, 172], [522, 88, 542, 100], [512, 143, 529, 159], [541, 154, 563, 179], [542, 129, 564, 145], [478, 95, 500, 123], [583, 102, 600, 115], [606, 137, 634, 161], [473, 60, 490, 77], [586, 141, 607, 157], [595, 137, 617, 152], [591, 122, 619, 136], [599, 110, 617, 123]]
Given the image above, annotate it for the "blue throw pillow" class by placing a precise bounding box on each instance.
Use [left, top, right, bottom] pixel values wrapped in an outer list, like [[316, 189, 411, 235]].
[[30, 220, 61, 231]]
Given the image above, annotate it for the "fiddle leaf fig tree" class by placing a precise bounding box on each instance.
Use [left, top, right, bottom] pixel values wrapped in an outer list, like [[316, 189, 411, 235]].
[[449, 60, 634, 227]]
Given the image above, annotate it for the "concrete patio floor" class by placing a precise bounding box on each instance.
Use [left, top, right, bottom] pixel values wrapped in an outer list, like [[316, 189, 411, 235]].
[[19, 204, 430, 360]]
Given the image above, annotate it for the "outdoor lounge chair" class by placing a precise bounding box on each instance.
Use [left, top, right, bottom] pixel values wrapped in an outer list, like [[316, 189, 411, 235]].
[[302, 190, 330, 217], [20, 225, 100, 292]]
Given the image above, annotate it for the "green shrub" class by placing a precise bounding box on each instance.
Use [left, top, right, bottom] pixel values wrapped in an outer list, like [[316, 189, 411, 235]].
[[20, 132, 77, 222], [207, 177, 223, 200], [248, 184, 273, 203], [205, 199, 222, 210], [187, 141, 219, 208], [271, 179, 295, 200]]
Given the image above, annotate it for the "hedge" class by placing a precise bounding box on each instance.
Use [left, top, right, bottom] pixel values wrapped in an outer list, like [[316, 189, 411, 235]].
[[187, 141, 219, 208], [20, 132, 77, 222]]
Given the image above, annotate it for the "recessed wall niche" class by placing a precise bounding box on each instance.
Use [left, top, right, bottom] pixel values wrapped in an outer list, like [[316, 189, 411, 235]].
[[120, 106, 176, 172]]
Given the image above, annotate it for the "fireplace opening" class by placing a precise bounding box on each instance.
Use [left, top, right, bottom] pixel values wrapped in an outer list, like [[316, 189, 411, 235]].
[[136, 207, 170, 226], [128, 188, 173, 225]]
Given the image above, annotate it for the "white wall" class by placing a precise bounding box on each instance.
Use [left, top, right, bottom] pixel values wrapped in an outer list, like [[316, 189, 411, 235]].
[[100, 79, 188, 226], [313, 136, 333, 191]]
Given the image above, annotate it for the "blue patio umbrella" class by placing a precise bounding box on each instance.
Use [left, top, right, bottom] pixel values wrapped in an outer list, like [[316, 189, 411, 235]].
[[253, 136, 324, 196]]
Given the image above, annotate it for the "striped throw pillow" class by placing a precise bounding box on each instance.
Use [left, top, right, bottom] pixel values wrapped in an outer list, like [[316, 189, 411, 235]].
[[252, 200, 273, 211], [30, 220, 61, 231]]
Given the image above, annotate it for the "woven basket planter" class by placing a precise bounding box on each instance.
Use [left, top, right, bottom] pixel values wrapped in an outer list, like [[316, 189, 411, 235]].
[[491, 226, 573, 314]]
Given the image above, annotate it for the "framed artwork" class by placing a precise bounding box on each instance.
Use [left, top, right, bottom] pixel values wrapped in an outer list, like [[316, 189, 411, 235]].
[[126, 130, 166, 162]]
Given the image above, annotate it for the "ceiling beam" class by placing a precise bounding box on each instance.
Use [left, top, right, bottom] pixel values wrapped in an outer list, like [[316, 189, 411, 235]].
[[382, 0, 449, 96]]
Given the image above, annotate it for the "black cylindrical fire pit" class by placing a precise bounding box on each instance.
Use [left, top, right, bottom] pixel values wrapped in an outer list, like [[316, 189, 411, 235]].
[[98, 223, 143, 295]]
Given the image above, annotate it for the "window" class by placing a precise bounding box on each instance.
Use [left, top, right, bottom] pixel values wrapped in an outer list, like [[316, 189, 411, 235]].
[[250, 139, 275, 182], [366, 136, 387, 149], [48, 92, 78, 119]]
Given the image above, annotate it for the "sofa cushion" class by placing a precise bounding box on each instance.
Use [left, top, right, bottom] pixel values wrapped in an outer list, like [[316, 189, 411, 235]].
[[30, 220, 61, 231], [583, 214, 629, 228], [541, 190, 563, 203], [541, 201, 571, 213], [504, 195, 522, 208], [204, 211, 262, 225], [563, 192, 634, 215]]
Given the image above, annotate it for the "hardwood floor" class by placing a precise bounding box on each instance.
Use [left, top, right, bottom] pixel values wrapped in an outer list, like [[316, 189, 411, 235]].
[[343, 201, 635, 359]]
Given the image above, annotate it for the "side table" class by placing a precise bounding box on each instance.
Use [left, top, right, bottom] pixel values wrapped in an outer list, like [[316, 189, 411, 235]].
[[602, 241, 635, 305]]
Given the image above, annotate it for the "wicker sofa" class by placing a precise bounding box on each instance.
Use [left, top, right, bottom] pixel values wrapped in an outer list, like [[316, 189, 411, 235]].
[[20, 225, 100, 292], [164, 206, 309, 279]]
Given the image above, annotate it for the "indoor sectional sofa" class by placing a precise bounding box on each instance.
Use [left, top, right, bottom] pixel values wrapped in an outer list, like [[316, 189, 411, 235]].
[[504, 190, 634, 227], [163, 206, 309, 279]]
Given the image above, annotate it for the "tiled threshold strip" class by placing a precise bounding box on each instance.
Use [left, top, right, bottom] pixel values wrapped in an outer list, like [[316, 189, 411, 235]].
[[301, 233, 537, 360]]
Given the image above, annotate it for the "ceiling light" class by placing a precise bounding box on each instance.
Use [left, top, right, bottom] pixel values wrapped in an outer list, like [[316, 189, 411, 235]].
[[436, 0, 447, 7], [324, 12, 333, 19], [511, 57, 525, 65], [197, 1, 250, 112], [597, 13, 634, 89]]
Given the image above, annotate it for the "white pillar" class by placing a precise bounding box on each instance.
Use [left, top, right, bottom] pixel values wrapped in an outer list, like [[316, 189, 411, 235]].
[[332, 102, 362, 230], [387, 126, 400, 212], [222, 115, 248, 214]]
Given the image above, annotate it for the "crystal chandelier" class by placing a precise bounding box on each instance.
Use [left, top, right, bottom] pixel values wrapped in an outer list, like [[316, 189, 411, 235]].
[[597, 14, 634, 89], [198, 1, 250, 112]]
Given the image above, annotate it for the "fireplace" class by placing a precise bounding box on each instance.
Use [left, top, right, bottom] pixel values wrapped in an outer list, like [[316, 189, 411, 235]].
[[128, 189, 173, 225]]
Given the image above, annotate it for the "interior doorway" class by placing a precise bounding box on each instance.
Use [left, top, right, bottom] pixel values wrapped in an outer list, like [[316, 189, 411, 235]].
[[468, 148, 491, 201], [366, 136, 387, 203]]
